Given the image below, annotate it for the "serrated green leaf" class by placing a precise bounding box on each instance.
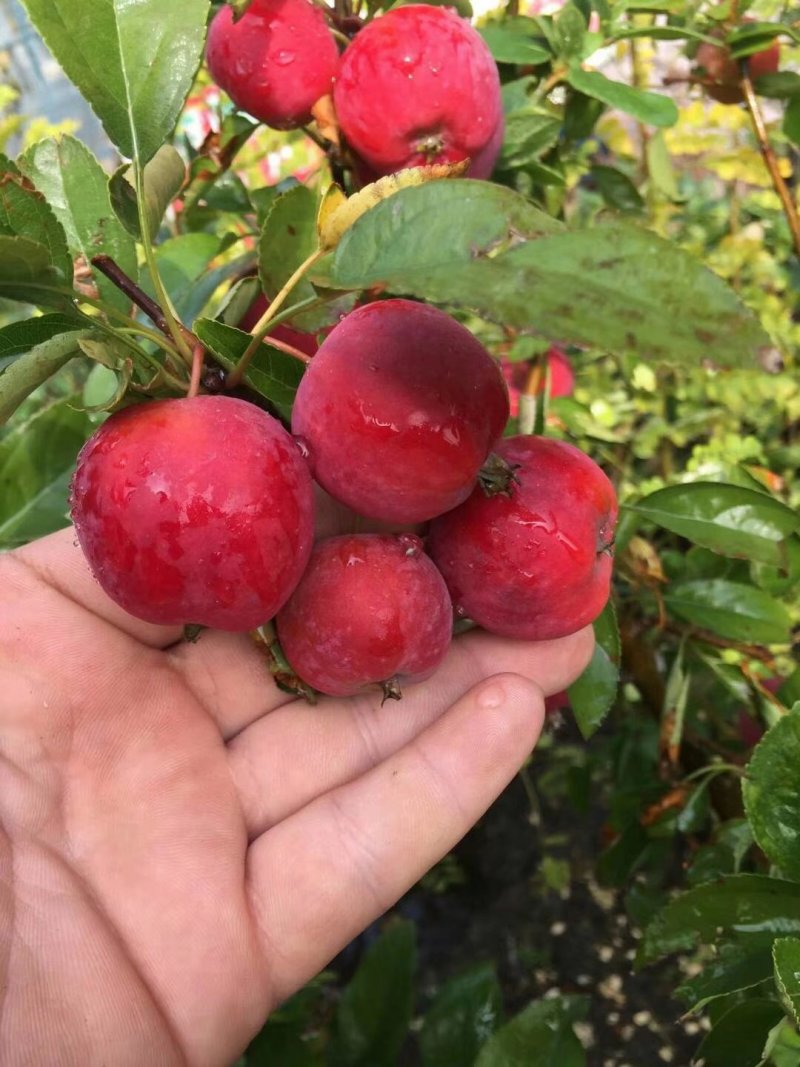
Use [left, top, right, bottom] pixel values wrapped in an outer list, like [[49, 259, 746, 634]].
[[627, 483, 800, 566], [329, 920, 416, 1067], [640, 874, 800, 964], [677, 937, 776, 1012], [0, 395, 93, 547], [568, 599, 619, 738], [328, 181, 768, 367], [0, 329, 89, 426], [193, 318, 305, 423], [20, 0, 210, 165], [0, 169, 72, 281], [474, 995, 588, 1067], [500, 110, 562, 170], [566, 67, 678, 126], [110, 145, 186, 241], [479, 19, 551, 64], [664, 579, 791, 645], [774, 937, 800, 1026], [0, 313, 82, 369], [19, 136, 137, 314], [590, 165, 644, 214], [693, 998, 784, 1067], [0, 235, 68, 307], [743, 705, 800, 881], [420, 965, 503, 1067]]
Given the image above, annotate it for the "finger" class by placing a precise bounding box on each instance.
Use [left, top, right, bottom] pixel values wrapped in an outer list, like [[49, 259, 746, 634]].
[[10, 528, 182, 648], [228, 625, 593, 837], [246, 673, 545, 1004]]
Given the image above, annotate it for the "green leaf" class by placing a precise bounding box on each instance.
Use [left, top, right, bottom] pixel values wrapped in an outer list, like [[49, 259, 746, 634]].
[[566, 68, 678, 126], [568, 599, 619, 739], [693, 998, 785, 1067], [553, 4, 586, 59], [589, 165, 644, 214], [141, 232, 225, 321], [677, 938, 776, 1012], [777, 670, 800, 710], [259, 184, 320, 329], [0, 329, 89, 425], [19, 136, 137, 314], [627, 483, 800, 566], [500, 110, 562, 170], [753, 72, 800, 99], [328, 181, 768, 368], [110, 145, 186, 241], [0, 235, 68, 307], [743, 705, 800, 881], [193, 318, 305, 423], [479, 19, 551, 64], [784, 99, 800, 148], [640, 874, 800, 964], [329, 919, 416, 1067], [0, 395, 93, 547], [0, 313, 82, 369], [645, 130, 679, 199], [774, 938, 800, 1026], [664, 579, 791, 645], [474, 995, 588, 1067], [20, 0, 211, 165], [420, 965, 503, 1067], [0, 169, 72, 281]]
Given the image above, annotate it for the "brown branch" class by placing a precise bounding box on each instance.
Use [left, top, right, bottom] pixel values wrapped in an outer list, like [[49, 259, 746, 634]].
[[91, 255, 199, 352], [741, 71, 800, 258]]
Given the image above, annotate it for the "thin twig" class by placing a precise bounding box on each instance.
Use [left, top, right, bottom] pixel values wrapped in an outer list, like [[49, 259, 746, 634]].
[[741, 70, 800, 257], [261, 333, 313, 365], [91, 255, 200, 352], [187, 343, 204, 399]]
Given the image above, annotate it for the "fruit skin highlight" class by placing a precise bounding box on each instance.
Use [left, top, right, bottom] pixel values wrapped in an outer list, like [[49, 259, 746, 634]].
[[206, 0, 340, 129], [291, 299, 510, 524], [333, 5, 503, 179], [276, 533, 453, 697], [428, 436, 618, 641], [70, 396, 314, 631]]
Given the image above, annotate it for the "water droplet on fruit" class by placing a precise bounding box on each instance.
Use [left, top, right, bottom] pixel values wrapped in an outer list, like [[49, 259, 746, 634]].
[[294, 436, 311, 459], [275, 49, 295, 66], [398, 534, 422, 558]]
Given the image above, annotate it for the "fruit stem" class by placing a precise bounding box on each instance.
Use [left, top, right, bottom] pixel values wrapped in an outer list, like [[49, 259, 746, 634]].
[[260, 334, 314, 365], [187, 343, 205, 399], [227, 248, 325, 388], [741, 69, 800, 258]]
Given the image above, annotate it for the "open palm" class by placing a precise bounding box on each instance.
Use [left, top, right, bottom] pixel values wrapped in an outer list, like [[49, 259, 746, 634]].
[[0, 529, 592, 1066]]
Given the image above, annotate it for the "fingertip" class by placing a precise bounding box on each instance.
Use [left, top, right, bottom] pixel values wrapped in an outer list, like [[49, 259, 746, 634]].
[[470, 672, 545, 755]]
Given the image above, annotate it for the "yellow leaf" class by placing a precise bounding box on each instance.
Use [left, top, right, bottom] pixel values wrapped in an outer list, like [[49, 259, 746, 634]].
[[316, 182, 347, 243], [318, 160, 469, 251]]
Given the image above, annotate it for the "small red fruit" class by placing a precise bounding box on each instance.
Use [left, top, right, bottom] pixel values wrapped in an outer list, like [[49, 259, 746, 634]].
[[695, 35, 779, 105], [70, 396, 314, 630], [291, 299, 510, 523], [206, 0, 340, 129], [276, 533, 453, 697], [502, 346, 575, 417], [428, 436, 617, 641], [239, 292, 321, 357], [333, 5, 503, 178]]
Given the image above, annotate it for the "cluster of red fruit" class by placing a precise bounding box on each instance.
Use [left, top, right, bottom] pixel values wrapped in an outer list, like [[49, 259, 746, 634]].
[[206, 0, 503, 179], [70, 300, 618, 699]]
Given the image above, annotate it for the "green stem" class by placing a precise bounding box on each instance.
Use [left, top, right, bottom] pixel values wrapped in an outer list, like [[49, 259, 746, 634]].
[[133, 160, 193, 363], [227, 248, 325, 388], [89, 318, 189, 394]]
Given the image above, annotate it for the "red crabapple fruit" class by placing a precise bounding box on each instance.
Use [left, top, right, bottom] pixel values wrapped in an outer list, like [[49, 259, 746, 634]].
[[70, 396, 314, 631], [291, 299, 510, 523], [695, 35, 779, 104], [206, 0, 340, 129], [333, 5, 503, 179], [428, 436, 617, 641], [276, 533, 453, 697]]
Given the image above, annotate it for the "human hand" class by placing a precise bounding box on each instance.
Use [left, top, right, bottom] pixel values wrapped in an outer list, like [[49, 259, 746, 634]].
[[0, 528, 592, 1066]]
